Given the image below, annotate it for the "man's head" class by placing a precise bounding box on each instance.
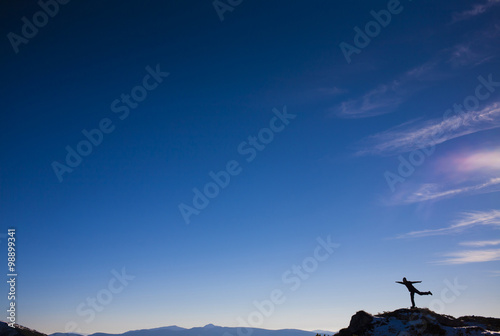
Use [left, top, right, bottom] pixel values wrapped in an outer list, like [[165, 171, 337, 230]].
[[403, 277, 407, 282]]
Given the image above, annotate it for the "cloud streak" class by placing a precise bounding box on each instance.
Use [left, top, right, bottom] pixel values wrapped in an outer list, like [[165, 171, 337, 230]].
[[455, 148, 500, 172], [357, 103, 500, 156], [396, 209, 500, 238], [396, 211, 500, 265], [436, 248, 500, 264], [335, 81, 406, 118], [400, 177, 500, 204], [333, 63, 436, 119], [334, 33, 499, 120], [452, 0, 500, 22], [460, 239, 500, 247]]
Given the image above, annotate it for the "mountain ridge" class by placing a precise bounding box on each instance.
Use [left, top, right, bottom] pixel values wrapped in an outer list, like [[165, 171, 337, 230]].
[[46, 325, 330, 336]]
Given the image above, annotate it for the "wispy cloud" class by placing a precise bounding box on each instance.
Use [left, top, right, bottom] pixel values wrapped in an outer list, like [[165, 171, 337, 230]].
[[333, 63, 436, 119], [460, 239, 500, 247], [445, 23, 500, 67], [400, 177, 500, 204], [335, 81, 406, 118], [396, 211, 500, 265], [386, 148, 500, 205], [356, 103, 500, 156], [454, 148, 500, 173], [334, 33, 499, 120], [396, 209, 500, 238], [404, 61, 438, 80], [431, 147, 500, 179], [334, 10, 499, 119], [452, 0, 500, 22], [436, 248, 500, 264], [393, 206, 500, 266], [448, 43, 496, 68]]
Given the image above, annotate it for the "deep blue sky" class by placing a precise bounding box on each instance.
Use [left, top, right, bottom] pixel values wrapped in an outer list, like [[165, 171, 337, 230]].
[[1, 0, 500, 334]]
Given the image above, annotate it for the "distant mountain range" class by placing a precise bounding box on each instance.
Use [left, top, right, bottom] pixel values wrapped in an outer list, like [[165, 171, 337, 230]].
[[47, 325, 334, 336]]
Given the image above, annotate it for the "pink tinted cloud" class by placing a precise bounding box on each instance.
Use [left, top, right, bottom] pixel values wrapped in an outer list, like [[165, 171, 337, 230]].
[[458, 148, 500, 172]]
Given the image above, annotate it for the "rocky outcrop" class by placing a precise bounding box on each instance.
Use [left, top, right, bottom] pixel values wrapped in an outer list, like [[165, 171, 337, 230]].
[[337, 311, 374, 336], [335, 308, 500, 336]]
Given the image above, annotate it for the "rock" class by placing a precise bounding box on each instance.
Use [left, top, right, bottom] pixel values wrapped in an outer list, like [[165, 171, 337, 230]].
[[336, 310, 373, 336]]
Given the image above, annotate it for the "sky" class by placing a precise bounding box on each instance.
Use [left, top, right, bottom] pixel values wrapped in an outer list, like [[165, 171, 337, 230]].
[[1, 0, 500, 334]]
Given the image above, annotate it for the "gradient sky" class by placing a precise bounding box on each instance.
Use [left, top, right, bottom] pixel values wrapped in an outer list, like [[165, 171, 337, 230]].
[[1, 0, 500, 334]]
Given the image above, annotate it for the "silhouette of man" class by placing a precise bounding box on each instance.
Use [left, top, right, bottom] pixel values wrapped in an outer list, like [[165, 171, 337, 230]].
[[396, 277, 432, 308]]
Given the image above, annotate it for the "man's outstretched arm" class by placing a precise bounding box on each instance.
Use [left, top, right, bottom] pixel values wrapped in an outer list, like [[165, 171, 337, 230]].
[[395, 281, 404, 284], [409, 281, 422, 284]]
